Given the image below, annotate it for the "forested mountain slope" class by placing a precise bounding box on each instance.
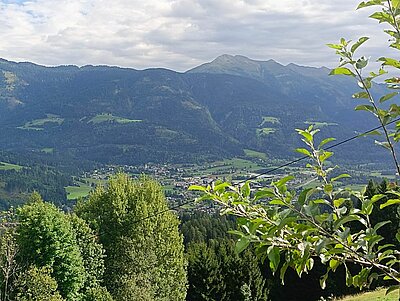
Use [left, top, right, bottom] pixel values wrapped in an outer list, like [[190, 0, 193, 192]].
[[0, 55, 389, 166]]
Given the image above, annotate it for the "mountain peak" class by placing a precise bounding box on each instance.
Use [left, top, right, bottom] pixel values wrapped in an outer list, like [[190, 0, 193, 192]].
[[211, 54, 279, 66], [187, 54, 284, 82]]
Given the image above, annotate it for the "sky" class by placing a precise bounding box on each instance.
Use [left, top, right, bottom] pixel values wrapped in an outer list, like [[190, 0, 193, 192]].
[[0, 0, 397, 71]]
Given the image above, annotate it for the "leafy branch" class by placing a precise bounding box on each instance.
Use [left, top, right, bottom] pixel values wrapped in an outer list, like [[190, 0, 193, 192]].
[[190, 128, 400, 293]]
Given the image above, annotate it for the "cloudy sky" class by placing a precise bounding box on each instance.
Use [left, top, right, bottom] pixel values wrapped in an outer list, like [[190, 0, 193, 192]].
[[0, 0, 396, 71]]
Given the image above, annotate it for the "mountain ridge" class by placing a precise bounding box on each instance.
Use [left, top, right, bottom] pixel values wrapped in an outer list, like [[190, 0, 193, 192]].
[[0, 56, 390, 168]]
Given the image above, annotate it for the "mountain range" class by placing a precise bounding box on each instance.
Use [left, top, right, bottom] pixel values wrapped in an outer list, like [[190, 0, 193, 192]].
[[0, 54, 390, 168]]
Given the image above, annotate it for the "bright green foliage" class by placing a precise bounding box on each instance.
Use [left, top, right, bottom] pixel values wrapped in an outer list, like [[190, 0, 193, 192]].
[[13, 266, 64, 301], [68, 214, 110, 298], [16, 193, 85, 300], [191, 127, 400, 293], [76, 174, 187, 300], [82, 286, 113, 301], [328, 0, 400, 176]]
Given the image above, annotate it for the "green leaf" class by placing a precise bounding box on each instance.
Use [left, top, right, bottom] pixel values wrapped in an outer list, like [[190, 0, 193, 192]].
[[355, 104, 375, 113], [380, 199, 400, 209], [331, 174, 351, 182], [280, 262, 290, 285], [326, 43, 343, 50], [334, 215, 361, 229], [268, 246, 281, 273], [241, 181, 251, 198], [334, 198, 346, 208], [358, 130, 382, 137], [375, 140, 391, 150], [296, 129, 313, 142], [392, 0, 400, 9], [320, 269, 330, 289], [254, 189, 275, 200], [319, 138, 336, 149], [371, 194, 386, 203], [228, 230, 244, 237], [380, 92, 398, 103], [269, 199, 285, 205], [314, 199, 330, 205], [345, 265, 353, 287], [352, 92, 369, 99], [188, 185, 206, 191], [370, 12, 392, 24], [355, 57, 368, 69], [329, 67, 356, 76], [379, 57, 400, 68], [274, 176, 295, 188], [351, 37, 370, 53], [329, 259, 340, 272], [319, 152, 333, 163], [298, 188, 316, 206], [235, 237, 250, 254], [396, 230, 400, 243], [296, 148, 312, 157], [357, 1, 385, 9], [324, 184, 333, 194], [214, 182, 230, 192]]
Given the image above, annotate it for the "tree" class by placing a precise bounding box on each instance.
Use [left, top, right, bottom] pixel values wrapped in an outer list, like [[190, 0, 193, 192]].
[[191, 1, 400, 296], [13, 266, 64, 301], [0, 228, 19, 301], [75, 174, 187, 300], [187, 241, 225, 301], [187, 239, 268, 301], [16, 193, 86, 300], [68, 214, 110, 299], [182, 213, 268, 300], [364, 180, 400, 246], [190, 125, 400, 295], [82, 286, 113, 301]]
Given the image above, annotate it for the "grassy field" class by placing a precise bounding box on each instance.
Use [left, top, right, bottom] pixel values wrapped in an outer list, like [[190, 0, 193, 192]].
[[334, 288, 399, 301], [257, 127, 276, 136], [88, 113, 142, 124], [65, 183, 92, 200], [18, 114, 64, 130], [41, 148, 54, 154], [0, 162, 23, 171], [260, 116, 280, 126], [304, 121, 338, 128], [244, 149, 267, 161]]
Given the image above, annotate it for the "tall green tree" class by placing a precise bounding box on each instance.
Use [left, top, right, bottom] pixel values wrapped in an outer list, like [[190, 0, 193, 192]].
[[68, 214, 110, 299], [76, 174, 187, 300], [16, 193, 86, 300]]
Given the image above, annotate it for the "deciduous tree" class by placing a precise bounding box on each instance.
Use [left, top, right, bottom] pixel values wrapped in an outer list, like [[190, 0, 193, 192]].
[[76, 174, 187, 300]]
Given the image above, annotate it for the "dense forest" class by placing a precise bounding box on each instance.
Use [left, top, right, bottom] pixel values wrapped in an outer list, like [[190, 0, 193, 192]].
[[0, 56, 393, 168], [0, 174, 397, 301]]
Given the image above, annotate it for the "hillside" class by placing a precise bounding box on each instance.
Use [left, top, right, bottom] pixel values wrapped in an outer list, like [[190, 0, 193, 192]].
[[0, 55, 392, 168]]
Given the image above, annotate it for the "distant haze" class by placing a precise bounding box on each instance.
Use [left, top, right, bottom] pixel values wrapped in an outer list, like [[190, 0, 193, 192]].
[[0, 0, 396, 71]]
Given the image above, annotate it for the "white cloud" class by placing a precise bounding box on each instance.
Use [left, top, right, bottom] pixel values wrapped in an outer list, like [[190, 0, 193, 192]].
[[0, 0, 396, 71]]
